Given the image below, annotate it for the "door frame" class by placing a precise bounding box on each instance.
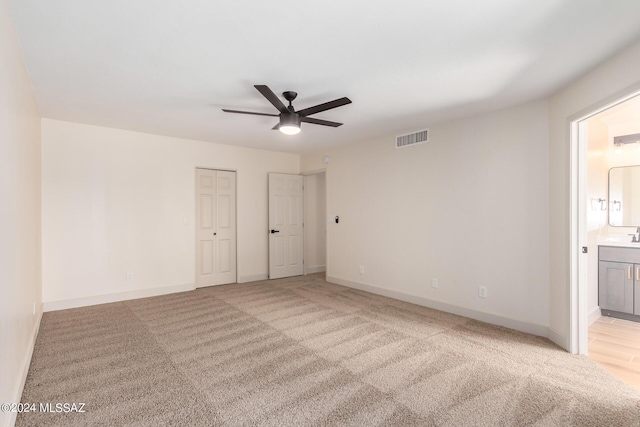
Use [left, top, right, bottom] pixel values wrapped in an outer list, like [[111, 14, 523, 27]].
[[569, 88, 640, 354], [194, 167, 238, 287]]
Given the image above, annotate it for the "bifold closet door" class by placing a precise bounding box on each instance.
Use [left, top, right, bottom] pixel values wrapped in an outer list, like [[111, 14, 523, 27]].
[[196, 169, 236, 287]]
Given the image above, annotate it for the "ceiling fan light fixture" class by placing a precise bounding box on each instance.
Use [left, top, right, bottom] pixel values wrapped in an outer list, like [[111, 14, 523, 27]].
[[279, 113, 301, 135], [279, 125, 301, 135]]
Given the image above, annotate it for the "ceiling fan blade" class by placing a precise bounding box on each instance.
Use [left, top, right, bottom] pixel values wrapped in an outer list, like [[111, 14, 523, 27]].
[[296, 97, 352, 117], [222, 109, 279, 117], [300, 116, 343, 127], [271, 123, 280, 130], [254, 85, 288, 113]]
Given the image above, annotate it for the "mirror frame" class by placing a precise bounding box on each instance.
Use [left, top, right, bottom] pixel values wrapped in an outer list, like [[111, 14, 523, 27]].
[[608, 165, 640, 227]]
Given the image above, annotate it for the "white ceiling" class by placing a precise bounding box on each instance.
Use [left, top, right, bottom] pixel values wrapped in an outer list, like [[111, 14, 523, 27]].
[[8, 0, 640, 154]]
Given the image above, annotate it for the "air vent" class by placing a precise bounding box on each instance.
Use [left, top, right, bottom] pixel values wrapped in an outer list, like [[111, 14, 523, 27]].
[[396, 129, 429, 149]]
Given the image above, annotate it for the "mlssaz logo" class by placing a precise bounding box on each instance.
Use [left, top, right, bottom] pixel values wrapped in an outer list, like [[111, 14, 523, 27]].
[[39, 403, 86, 413]]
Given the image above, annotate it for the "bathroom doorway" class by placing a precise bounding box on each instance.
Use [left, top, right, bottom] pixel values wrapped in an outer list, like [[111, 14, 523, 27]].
[[576, 93, 640, 389]]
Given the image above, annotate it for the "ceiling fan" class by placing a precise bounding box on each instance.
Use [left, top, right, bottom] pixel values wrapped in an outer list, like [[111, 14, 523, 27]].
[[222, 85, 352, 135]]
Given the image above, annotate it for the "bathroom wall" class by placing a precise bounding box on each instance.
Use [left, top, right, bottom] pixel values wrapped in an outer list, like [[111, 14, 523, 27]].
[[592, 100, 640, 236]]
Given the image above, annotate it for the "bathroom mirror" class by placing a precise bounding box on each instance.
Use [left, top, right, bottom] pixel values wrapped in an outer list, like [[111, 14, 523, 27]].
[[609, 165, 640, 226]]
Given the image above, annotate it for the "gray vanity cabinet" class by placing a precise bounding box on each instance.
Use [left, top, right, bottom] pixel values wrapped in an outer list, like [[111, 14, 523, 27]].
[[599, 246, 640, 318], [599, 261, 634, 314]]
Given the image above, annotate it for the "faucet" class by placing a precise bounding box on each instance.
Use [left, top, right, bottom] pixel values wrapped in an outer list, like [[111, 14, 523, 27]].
[[629, 227, 640, 242]]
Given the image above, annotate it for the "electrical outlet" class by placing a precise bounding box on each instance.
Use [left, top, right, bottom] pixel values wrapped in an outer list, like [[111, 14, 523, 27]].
[[126, 272, 134, 282], [478, 286, 487, 298], [359, 265, 364, 275], [431, 278, 438, 288]]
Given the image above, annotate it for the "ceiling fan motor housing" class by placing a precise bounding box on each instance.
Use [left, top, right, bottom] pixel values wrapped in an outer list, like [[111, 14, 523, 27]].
[[280, 112, 301, 127]]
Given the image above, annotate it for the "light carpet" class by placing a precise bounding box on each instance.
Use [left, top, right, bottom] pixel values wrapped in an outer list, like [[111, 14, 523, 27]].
[[18, 274, 640, 426]]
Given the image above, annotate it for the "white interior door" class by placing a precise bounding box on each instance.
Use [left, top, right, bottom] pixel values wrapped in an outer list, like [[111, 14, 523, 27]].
[[196, 168, 236, 287], [269, 173, 304, 279]]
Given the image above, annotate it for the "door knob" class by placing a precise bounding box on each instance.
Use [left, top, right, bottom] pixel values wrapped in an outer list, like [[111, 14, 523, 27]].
[[270, 229, 280, 233]]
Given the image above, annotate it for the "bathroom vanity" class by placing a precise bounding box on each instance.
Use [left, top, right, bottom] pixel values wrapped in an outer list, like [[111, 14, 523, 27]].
[[597, 164, 640, 322], [599, 245, 640, 321]]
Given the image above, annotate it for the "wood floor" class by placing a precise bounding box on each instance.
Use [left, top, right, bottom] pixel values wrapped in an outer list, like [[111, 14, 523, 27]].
[[588, 316, 640, 390]]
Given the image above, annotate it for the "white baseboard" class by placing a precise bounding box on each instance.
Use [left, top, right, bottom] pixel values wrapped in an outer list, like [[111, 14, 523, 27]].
[[326, 276, 549, 338], [237, 274, 268, 283], [43, 283, 194, 312], [546, 327, 567, 351], [588, 307, 601, 325], [305, 265, 326, 274], [5, 308, 42, 427]]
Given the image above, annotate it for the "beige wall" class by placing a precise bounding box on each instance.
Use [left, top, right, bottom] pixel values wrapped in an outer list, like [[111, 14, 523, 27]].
[[302, 100, 550, 333], [41, 119, 299, 305], [0, 0, 42, 424], [549, 39, 640, 349]]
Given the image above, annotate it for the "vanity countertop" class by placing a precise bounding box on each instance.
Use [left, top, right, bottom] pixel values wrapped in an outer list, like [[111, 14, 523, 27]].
[[598, 234, 640, 248]]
